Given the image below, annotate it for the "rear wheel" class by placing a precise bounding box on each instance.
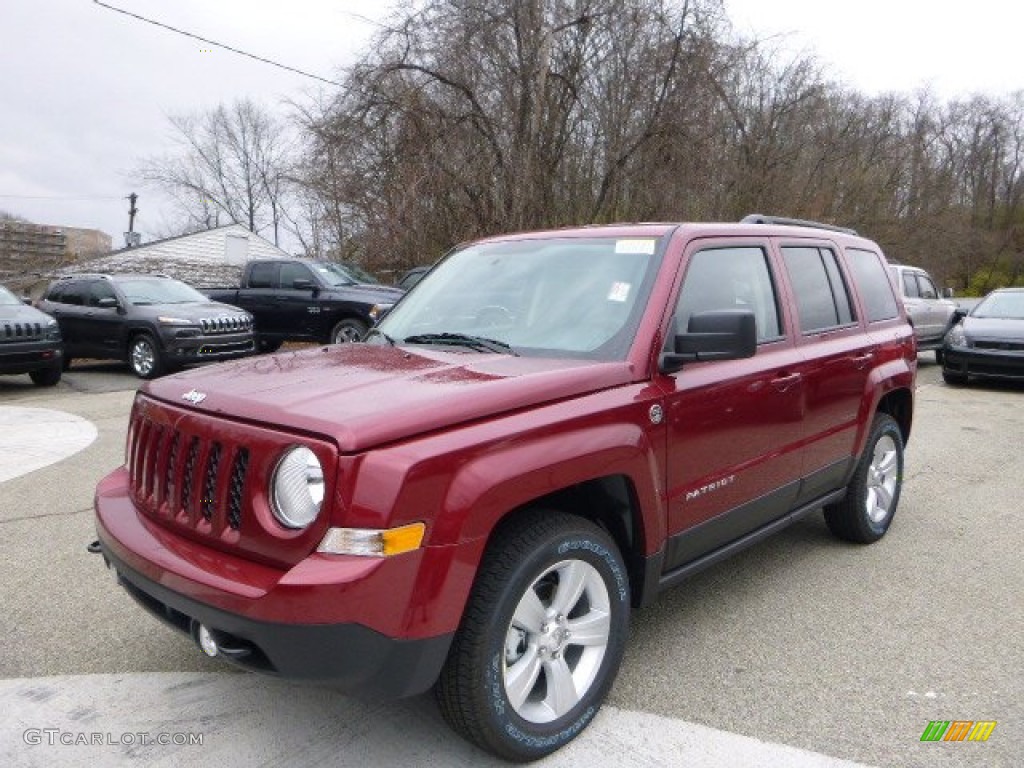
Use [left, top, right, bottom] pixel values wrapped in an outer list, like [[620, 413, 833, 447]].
[[128, 333, 165, 379], [330, 318, 368, 344], [435, 510, 630, 762], [29, 365, 61, 387], [824, 413, 904, 543]]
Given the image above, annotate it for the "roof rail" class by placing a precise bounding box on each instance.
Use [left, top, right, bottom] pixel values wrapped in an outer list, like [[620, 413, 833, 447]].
[[741, 213, 857, 236]]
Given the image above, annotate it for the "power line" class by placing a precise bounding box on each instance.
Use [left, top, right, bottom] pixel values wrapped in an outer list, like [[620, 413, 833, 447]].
[[92, 1, 344, 88], [0, 194, 124, 201]]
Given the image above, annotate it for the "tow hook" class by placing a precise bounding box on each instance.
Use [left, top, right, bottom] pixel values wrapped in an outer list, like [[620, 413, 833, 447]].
[[86, 540, 102, 554]]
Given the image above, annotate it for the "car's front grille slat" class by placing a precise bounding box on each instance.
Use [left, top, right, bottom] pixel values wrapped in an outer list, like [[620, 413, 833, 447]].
[[201, 443, 222, 523], [227, 448, 249, 531]]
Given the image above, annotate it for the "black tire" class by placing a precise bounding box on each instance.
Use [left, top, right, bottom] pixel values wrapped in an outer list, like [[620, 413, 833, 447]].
[[128, 333, 165, 379], [330, 318, 368, 344], [257, 337, 283, 354], [934, 348, 944, 365], [942, 369, 968, 386], [29, 365, 61, 387], [824, 413, 904, 544], [435, 510, 630, 762]]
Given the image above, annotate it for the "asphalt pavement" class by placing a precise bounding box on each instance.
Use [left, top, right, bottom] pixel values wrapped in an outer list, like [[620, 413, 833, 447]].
[[0, 358, 1019, 767]]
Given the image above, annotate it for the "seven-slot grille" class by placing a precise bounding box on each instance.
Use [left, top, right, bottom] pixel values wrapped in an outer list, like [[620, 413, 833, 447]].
[[125, 396, 334, 567], [199, 315, 252, 334], [1, 321, 44, 342], [129, 412, 249, 537]]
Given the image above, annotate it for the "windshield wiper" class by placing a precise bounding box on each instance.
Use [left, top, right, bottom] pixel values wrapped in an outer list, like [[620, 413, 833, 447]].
[[403, 332, 518, 355]]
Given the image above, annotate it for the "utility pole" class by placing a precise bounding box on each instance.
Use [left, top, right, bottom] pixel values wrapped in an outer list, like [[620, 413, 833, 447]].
[[125, 193, 140, 248]]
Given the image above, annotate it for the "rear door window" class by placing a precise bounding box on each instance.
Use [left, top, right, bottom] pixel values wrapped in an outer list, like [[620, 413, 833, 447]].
[[248, 262, 277, 289], [781, 246, 855, 333]]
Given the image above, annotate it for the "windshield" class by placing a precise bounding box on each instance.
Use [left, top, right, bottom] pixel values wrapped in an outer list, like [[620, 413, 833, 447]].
[[117, 278, 209, 305], [0, 286, 22, 306], [973, 291, 1024, 319], [376, 235, 661, 360], [314, 261, 379, 287]]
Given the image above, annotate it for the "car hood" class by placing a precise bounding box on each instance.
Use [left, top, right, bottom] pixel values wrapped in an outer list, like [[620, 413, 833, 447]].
[[0, 304, 55, 324], [963, 316, 1024, 341], [144, 345, 633, 452], [324, 284, 405, 303], [139, 301, 250, 319]]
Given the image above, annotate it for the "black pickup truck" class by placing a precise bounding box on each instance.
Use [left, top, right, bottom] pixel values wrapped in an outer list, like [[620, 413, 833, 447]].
[[205, 259, 404, 351]]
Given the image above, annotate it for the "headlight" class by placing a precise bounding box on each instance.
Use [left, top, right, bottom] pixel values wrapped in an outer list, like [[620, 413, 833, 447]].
[[157, 316, 193, 326], [368, 304, 393, 322], [945, 323, 967, 347], [44, 320, 61, 340], [271, 446, 324, 529]]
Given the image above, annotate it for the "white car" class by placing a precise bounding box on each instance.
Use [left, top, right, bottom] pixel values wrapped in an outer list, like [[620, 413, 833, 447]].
[[889, 264, 957, 360]]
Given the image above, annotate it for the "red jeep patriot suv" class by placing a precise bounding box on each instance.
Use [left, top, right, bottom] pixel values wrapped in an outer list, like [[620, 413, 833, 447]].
[[94, 215, 916, 761]]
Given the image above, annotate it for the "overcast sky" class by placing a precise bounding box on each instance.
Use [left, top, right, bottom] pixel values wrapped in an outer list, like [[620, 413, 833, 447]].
[[3, 0, 1023, 252]]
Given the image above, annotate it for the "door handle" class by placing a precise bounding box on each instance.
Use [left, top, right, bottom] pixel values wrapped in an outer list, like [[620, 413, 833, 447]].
[[851, 351, 875, 369], [771, 372, 801, 392]]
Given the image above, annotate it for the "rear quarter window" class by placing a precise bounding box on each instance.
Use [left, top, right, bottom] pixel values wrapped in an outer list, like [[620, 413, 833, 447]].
[[845, 248, 900, 322]]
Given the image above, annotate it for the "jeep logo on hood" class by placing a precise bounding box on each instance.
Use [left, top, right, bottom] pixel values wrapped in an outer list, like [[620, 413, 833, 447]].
[[181, 389, 207, 406]]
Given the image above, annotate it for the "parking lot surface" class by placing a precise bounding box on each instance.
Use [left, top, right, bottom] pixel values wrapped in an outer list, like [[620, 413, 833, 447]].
[[0, 358, 1020, 767]]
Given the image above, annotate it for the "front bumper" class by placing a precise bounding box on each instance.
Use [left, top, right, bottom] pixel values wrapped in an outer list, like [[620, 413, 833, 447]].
[[161, 331, 256, 365], [0, 340, 62, 375], [100, 542, 451, 698], [95, 469, 458, 699], [942, 345, 1024, 381]]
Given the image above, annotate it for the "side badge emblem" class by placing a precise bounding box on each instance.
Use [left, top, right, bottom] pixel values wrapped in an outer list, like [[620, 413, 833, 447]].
[[649, 404, 664, 425]]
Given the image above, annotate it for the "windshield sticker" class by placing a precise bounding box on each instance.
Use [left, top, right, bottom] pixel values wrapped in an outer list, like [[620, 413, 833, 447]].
[[608, 282, 631, 302], [615, 239, 656, 255]]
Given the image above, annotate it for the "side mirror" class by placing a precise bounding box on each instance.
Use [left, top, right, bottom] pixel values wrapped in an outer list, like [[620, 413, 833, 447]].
[[97, 297, 119, 309], [292, 278, 315, 291], [659, 309, 757, 374], [943, 287, 955, 299]]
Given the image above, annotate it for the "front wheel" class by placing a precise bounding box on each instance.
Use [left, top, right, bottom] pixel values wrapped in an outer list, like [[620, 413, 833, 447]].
[[824, 413, 904, 543], [257, 337, 283, 354], [436, 510, 630, 762], [942, 369, 968, 386], [330, 319, 368, 344], [128, 333, 165, 379], [29, 365, 61, 387]]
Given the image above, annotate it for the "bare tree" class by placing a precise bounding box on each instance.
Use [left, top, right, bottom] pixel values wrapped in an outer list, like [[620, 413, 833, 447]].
[[138, 99, 292, 245]]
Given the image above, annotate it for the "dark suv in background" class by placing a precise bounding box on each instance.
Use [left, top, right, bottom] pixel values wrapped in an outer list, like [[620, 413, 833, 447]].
[[37, 274, 255, 379], [0, 283, 63, 386]]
